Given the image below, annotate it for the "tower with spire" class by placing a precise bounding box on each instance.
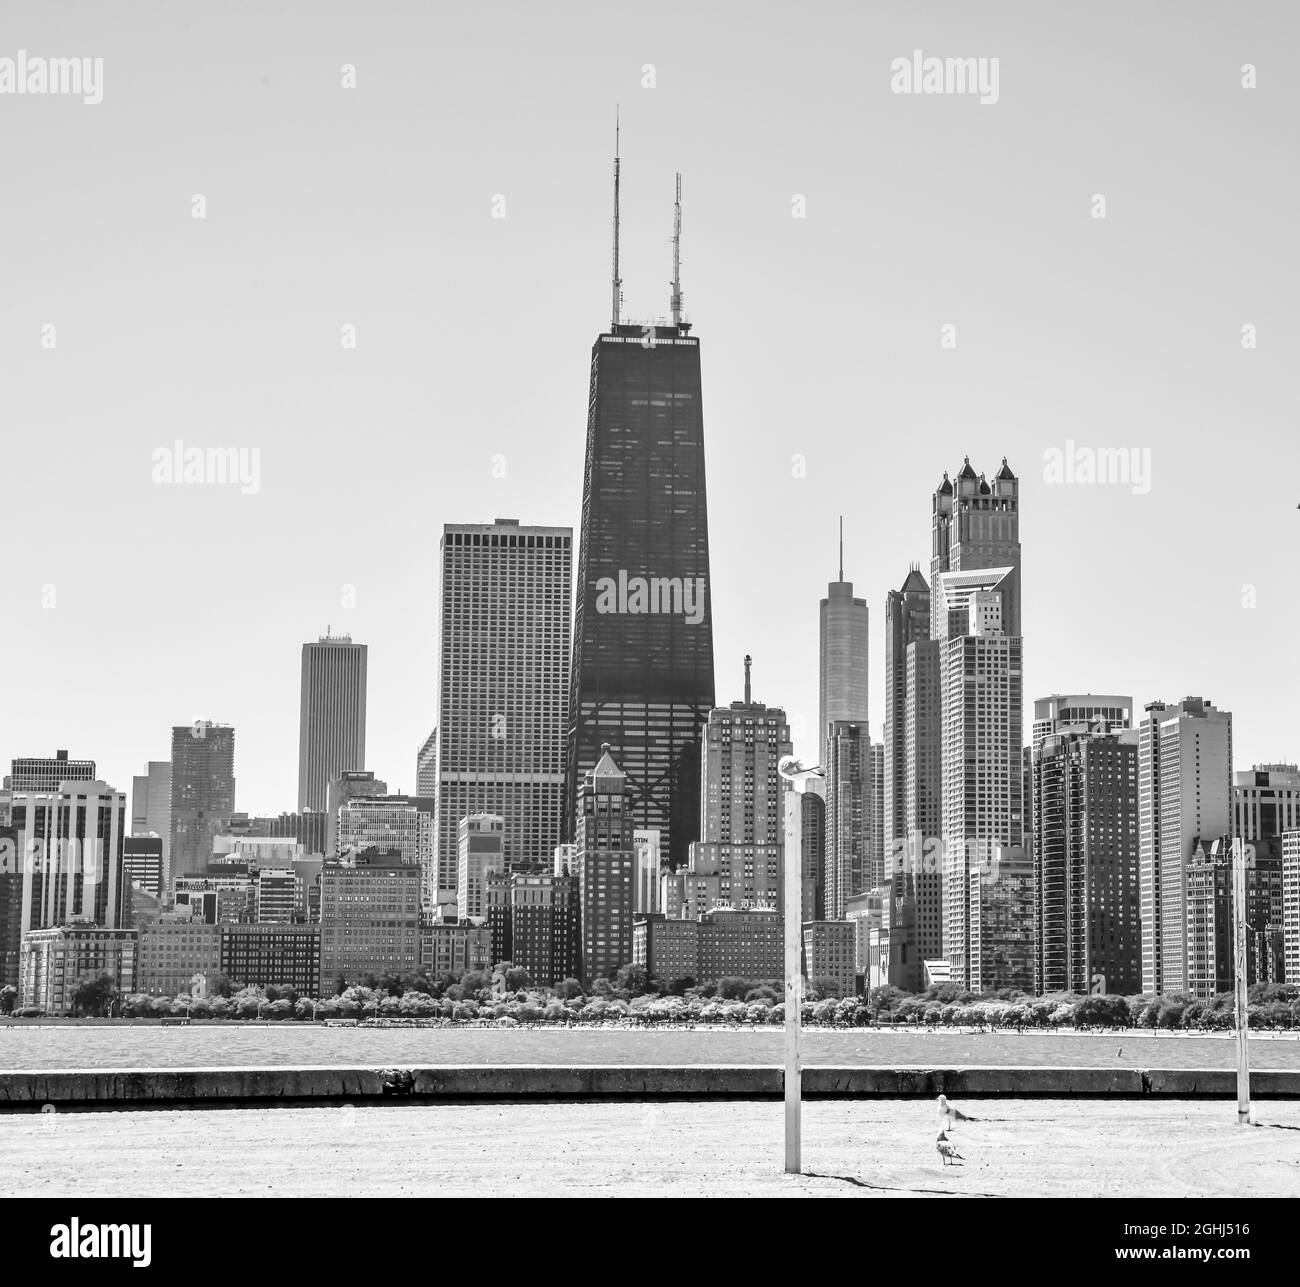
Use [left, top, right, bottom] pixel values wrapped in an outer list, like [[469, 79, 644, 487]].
[[566, 124, 713, 871]]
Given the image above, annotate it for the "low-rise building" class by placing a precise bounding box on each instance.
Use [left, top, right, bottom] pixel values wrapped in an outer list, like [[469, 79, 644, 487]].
[[802, 921, 856, 997], [19, 925, 137, 1015], [318, 850, 420, 995], [419, 918, 492, 978], [221, 923, 321, 994]]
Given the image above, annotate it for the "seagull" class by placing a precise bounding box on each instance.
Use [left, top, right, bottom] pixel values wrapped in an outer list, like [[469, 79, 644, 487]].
[[937, 1093, 975, 1130], [777, 756, 824, 786], [936, 1130, 964, 1166]]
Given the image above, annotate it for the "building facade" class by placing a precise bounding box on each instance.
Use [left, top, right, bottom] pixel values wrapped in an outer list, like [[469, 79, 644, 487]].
[[169, 722, 235, 889], [298, 634, 368, 814], [457, 813, 505, 921], [318, 852, 421, 994], [802, 920, 856, 997], [137, 920, 222, 996], [20, 926, 137, 1015], [130, 759, 171, 877], [565, 321, 714, 872], [437, 519, 572, 901], [221, 923, 321, 994], [574, 747, 636, 984], [510, 873, 579, 987]]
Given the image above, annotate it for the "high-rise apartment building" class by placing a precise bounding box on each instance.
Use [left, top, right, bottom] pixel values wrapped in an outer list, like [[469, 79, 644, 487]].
[[935, 558, 1024, 990], [337, 794, 435, 903], [169, 722, 235, 889], [1236, 765, 1300, 984], [1033, 726, 1141, 996], [122, 835, 165, 900], [824, 721, 868, 921], [1137, 697, 1233, 995], [437, 519, 572, 901], [565, 310, 714, 872], [684, 662, 791, 917], [1283, 831, 1300, 985], [1032, 694, 1134, 753], [884, 569, 932, 850], [783, 779, 825, 923], [297, 634, 368, 813], [633, 829, 662, 915], [574, 746, 636, 984], [326, 771, 388, 857], [457, 813, 505, 921], [510, 872, 579, 987]]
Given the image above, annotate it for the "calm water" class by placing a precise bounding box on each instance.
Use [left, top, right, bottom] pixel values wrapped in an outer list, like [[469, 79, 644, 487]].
[[1, 1024, 1296, 1071]]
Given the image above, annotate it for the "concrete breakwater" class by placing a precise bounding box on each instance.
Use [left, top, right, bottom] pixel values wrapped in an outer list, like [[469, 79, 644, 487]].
[[2, 1064, 1298, 1106]]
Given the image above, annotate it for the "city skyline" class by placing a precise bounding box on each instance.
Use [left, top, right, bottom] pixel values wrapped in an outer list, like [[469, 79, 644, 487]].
[[4, 5, 1298, 819]]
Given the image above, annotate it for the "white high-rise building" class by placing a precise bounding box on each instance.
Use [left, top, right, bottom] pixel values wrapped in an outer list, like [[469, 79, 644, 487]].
[[457, 813, 505, 921], [338, 796, 435, 903], [633, 829, 662, 914], [1137, 697, 1233, 995], [1283, 830, 1300, 986], [298, 635, 368, 813], [435, 519, 572, 902]]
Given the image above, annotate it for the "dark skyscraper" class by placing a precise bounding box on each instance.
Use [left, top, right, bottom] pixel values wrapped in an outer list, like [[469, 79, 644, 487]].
[[565, 148, 714, 870], [169, 722, 236, 886]]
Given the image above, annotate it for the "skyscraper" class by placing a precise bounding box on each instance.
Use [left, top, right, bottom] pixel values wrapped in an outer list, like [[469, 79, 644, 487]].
[[935, 562, 1025, 991], [169, 722, 235, 887], [819, 529, 869, 746], [884, 570, 932, 854], [12, 780, 127, 931], [825, 721, 868, 921], [416, 729, 437, 797], [457, 813, 505, 921], [130, 760, 171, 877], [11, 750, 95, 793], [1234, 764, 1299, 983], [437, 519, 572, 901], [297, 634, 368, 813], [566, 152, 714, 871], [683, 658, 791, 916], [1032, 694, 1135, 753], [1034, 726, 1141, 996], [1137, 697, 1233, 995], [574, 745, 636, 985]]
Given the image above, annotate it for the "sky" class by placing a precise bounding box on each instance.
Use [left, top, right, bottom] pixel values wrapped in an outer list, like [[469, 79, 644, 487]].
[[2, 1, 1297, 813]]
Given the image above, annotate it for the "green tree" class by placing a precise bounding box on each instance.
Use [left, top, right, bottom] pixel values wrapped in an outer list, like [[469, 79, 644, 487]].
[[666, 975, 695, 996], [615, 963, 651, 996], [504, 965, 535, 992], [0, 984, 17, 1015], [715, 977, 753, 1001], [555, 977, 584, 1000], [70, 970, 118, 1017]]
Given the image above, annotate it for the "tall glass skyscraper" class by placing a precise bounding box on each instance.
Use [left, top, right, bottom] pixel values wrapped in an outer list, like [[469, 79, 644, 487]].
[[566, 321, 715, 870], [169, 722, 236, 887]]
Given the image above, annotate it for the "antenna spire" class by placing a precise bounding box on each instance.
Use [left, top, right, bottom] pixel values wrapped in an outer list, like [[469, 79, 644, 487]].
[[611, 108, 622, 330], [670, 172, 683, 327], [744, 654, 752, 705], [838, 516, 843, 581]]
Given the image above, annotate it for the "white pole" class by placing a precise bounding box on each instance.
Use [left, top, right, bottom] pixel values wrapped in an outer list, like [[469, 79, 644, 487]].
[[1232, 838, 1252, 1125], [784, 793, 802, 1173]]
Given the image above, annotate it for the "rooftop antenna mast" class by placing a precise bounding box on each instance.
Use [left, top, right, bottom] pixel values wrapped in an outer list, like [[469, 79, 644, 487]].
[[611, 108, 622, 330], [670, 172, 683, 327], [838, 516, 844, 581]]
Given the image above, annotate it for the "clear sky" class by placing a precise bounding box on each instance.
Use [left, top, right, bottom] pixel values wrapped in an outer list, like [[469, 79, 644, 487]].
[[2, 1, 1297, 813]]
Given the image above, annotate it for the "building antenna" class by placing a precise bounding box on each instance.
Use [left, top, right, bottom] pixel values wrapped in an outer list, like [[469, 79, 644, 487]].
[[611, 107, 622, 330], [744, 654, 752, 705], [838, 516, 844, 581], [670, 172, 683, 327]]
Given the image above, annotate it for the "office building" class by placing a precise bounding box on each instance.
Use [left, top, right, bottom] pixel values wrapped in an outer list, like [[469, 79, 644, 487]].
[[565, 180, 716, 873], [824, 721, 868, 921], [1034, 726, 1141, 996], [130, 760, 171, 877], [173, 871, 255, 925], [967, 844, 1036, 993], [457, 813, 505, 921], [12, 780, 128, 932], [169, 722, 236, 888], [1283, 831, 1300, 985], [0, 828, 21, 988], [10, 750, 95, 793], [419, 919, 492, 978], [633, 829, 662, 915], [1138, 697, 1233, 994], [437, 518, 572, 902], [254, 868, 302, 923], [819, 535, 869, 748], [122, 835, 164, 900], [337, 794, 435, 903], [20, 926, 137, 1015], [634, 905, 783, 986], [783, 778, 825, 924], [318, 851, 421, 994], [326, 771, 388, 857], [574, 746, 636, 984], [298, 634, 368, 813]]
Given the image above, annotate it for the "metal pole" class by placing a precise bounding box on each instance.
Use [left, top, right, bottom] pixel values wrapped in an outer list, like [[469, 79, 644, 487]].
[[1232, 838, 1252, 1125], [784, 794, 802, 1173]]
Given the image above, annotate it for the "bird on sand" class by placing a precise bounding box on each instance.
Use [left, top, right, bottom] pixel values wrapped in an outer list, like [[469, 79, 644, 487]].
[[936, 1130, 964, 1166], [937, 1093, 976, 1130]]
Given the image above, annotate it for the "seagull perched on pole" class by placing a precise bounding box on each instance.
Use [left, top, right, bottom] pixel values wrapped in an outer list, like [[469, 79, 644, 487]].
[[936, 1130, 964, 1166], [937, 1094, 976, 1130]]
